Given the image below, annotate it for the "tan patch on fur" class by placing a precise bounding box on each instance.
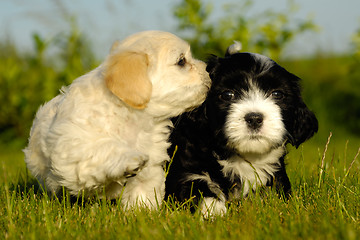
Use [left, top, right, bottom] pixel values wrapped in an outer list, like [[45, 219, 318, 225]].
[[105, 51, 152, 109]]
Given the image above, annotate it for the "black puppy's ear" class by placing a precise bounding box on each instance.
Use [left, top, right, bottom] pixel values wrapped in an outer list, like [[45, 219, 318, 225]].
[[206, 55, 220, 79], [288, 101, 318, 148]]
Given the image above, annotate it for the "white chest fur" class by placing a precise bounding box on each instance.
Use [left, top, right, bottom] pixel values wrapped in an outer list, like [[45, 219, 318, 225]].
[[218, 147, 285, 199]]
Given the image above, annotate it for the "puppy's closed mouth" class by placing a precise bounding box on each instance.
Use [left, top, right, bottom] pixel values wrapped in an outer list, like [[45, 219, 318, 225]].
[[248, 135, 263, 140]]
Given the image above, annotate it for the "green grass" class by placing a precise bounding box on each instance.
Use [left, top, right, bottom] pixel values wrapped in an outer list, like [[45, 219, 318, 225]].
[[1, 134, 359, 239]]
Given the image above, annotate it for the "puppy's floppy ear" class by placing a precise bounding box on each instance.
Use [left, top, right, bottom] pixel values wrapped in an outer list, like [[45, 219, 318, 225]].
[[288, 101, 318, 148], [206, 55, 220, 79], [105, 51, 152, 109]]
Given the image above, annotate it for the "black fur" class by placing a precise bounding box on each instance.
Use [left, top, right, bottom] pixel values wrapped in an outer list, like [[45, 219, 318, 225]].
[[165, 52, 318, 212]]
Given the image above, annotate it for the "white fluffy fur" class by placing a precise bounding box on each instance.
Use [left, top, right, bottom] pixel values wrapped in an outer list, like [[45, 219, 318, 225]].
[[200, 197, 227, 218], [221, 81, 287, 199], [218, 147, 284, 198], [24, 31, 210, 208], [226, 41, 242, 55], [225, 82, 286, 154], [185, 172, 226, 202], [186, 173, 227, 218]]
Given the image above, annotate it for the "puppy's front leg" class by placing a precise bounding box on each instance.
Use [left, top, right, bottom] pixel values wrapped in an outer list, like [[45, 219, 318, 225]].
[[273, 165, 291, 199], [121, 164, 165, 209], [176, 177, 227, 217], [200, 197, 227, 218], [48, 136, 149, 196], [106, 150, 149, 179]]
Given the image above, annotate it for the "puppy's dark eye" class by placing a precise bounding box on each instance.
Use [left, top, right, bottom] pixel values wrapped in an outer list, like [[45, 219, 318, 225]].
[[177, 55, 186, 67], [219, 91, 235, 101], [271, 90, 284, 99]]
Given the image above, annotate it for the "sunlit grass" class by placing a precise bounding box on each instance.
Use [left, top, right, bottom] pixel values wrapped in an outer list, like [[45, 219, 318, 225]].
[[1, 135, 359, 239]]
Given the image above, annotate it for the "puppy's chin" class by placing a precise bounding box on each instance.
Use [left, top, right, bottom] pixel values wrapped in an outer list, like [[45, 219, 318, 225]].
[[147, 83, 209, 118], [227, 135, 282, 155], [180, 85, 209, 111]]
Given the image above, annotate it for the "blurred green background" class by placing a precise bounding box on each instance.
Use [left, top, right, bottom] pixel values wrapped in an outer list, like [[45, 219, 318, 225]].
[[0, 0, 359, 161]]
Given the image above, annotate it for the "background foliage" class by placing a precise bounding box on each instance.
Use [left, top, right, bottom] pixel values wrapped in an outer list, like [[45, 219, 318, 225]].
[[0, 0, 359, 147], [0, 19, 97, 145], [174, 0, 317, 60]]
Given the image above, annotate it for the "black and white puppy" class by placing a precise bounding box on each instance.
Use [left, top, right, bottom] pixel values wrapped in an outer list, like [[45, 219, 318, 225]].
[[165, 46, 318, 217]]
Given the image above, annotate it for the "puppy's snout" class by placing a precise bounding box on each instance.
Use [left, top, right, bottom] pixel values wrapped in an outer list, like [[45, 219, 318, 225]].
[[244, 112, 263, 130], [195, 60, 211, 89]]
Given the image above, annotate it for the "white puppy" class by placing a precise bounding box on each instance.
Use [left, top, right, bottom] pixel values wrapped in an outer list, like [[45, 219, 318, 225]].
[[24, 31, 211, 208]]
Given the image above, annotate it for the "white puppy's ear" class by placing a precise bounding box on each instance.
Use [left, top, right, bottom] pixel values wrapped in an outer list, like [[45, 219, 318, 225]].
[[105, 51, 152, 109]]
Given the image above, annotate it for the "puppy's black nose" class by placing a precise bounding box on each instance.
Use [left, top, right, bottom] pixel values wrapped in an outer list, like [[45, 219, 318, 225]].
[[244, 112, 264, 130]]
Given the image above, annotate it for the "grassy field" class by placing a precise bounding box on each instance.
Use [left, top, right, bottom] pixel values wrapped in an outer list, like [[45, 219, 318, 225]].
[[1, 132, 359, 239]]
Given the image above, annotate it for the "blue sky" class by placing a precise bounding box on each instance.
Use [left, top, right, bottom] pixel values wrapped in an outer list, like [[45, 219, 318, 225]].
[[1, 0, 359, 58]]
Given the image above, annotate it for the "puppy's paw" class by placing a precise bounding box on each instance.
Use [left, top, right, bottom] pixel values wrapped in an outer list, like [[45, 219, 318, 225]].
[[123, 152, 149, 178], [199, 197, 227, 219]]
